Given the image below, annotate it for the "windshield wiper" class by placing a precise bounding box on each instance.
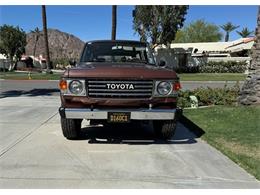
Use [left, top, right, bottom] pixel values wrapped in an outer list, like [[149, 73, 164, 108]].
[[126, 59, 148, 64], [85, 58, 106, 62]]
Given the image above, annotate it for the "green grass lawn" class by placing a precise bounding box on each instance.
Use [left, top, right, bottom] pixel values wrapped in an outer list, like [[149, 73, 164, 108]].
[[0, 71, 63, 80], [179, 73, 246, 81], [183, 106, 260, 180]]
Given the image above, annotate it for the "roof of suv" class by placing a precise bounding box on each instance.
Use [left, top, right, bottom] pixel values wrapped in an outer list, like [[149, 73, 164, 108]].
[[86, 40, 147, 45]]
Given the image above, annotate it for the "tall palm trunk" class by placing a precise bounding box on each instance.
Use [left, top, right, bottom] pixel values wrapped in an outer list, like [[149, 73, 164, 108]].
[[220, 22, 239, 42], [33, 40, 37, 62], [111, 5, 117, 40], [42, 5, 51, 72], [33, 36, 39, 59], [224, 32, 229, 42], [238, 6, 260, 105], [32, 28, 40, 66]]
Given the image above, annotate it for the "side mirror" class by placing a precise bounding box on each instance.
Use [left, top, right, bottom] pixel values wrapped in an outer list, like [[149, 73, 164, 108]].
[[69, 60, 77, 66], [158, 60, 166, 67]]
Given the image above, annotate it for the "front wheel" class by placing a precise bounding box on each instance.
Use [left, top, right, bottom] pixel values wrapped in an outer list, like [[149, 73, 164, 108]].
[[153, 120, 177, 140], [61, 118, 82, 140]]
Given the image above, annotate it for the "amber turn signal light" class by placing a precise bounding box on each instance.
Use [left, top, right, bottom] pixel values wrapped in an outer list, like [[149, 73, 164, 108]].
[[173, 82, 181, 91], [59, 80, 67, 90]]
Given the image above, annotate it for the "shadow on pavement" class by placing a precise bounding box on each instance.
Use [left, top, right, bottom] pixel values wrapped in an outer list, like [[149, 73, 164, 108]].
[[77, 120, 203, 145], [179, 115, 205, 137], [0, 88, 60, 98]]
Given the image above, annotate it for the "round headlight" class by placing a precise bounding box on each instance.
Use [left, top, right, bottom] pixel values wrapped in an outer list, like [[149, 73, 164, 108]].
[[69, 80, 83, 95], [157, 81, 172, 95]]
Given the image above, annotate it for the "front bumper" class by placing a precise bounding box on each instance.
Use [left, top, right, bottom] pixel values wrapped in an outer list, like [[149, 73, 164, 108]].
[[59, 107, 182, 120]]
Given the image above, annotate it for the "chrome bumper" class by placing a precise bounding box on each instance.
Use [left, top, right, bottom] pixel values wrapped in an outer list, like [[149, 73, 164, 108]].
[[59, 107, 179, 120]]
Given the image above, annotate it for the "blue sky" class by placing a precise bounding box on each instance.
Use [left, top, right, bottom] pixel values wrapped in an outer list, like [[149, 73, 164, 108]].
[[0, 5, 258, 42]]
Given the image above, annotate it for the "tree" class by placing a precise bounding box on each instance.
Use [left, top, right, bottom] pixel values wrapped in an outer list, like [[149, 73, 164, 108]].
[[41, 5, 51, 73], [220, 22, 239, 42], [174, 19, 223, 43], [133, 5, 189, 46], [30, 27, 41, 64], [236, 27, 254, 38], [238, 6, 260, 105], [111, 5, 117, 40], [0, 24, 26, 70]]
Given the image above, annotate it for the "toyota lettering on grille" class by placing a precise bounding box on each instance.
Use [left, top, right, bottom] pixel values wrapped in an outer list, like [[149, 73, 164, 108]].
[[106, 83, 135, 90]]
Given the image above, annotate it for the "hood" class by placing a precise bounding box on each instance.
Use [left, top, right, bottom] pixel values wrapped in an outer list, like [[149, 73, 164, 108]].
[[64, 62, 177, 79]]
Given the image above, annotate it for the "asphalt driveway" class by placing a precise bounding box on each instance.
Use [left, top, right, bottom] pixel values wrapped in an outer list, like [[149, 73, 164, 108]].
[[0, 96, 259, 188]]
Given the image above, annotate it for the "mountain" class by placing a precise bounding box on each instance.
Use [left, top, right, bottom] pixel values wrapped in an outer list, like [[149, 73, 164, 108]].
[[25, 29, 85, 60]]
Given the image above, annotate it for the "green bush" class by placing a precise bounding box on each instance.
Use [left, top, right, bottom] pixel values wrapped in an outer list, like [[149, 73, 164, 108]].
[[52, 58, 71, 69], [177, 83, 240, 108], [175, 66, 199, 73], [199, 61, 247, 73]]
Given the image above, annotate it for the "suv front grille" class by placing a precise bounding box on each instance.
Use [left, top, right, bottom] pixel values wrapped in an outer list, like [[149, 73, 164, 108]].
[[87, 80, 153, 98]]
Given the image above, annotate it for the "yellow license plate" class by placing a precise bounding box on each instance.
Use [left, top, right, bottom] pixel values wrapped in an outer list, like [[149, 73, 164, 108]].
[[108, 112, 130, 123]]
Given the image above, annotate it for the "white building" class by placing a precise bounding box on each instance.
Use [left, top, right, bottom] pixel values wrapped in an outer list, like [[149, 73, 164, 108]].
[[155, 37, 255, 69]]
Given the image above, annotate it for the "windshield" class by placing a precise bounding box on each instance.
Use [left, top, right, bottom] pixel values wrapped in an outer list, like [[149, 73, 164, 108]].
[[80, 42, 156, 65]]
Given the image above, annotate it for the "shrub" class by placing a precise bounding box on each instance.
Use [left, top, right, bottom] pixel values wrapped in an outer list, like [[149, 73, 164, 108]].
[[175, 66, 200, 73], [199, 61, 247, 73], [175, 61, 247, 73], [52, 58, 71, 69], [177, 83, 240, 108]]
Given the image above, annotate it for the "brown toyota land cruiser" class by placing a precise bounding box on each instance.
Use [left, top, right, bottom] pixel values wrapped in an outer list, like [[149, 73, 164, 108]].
[[59, 40, 182, 140]]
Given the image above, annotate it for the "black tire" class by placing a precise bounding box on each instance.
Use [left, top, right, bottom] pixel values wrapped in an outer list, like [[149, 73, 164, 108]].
[[61, 118, 82, 140], [153, 120, 177, 140]]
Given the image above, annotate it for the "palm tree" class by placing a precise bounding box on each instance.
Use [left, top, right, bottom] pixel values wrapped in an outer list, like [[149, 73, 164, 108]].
[[41, 5, 51, 73], [111, 5, 117, 40], [30, 27, 41, 65], [220, 22, 240, 42], [238, 6, 260, 105], [236, 27, 254, 38]]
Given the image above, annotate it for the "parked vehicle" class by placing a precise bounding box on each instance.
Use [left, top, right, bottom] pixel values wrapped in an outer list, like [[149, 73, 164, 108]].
[[59, 40, 182, 140]]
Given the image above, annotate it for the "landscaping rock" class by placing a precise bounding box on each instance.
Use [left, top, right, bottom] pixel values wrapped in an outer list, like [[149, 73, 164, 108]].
[[247, 96, 258, 102], [239, 98, 252, 105]]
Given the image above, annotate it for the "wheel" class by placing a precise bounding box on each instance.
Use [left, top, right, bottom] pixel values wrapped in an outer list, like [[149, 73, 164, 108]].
[[61, 118, 82, 140], [153, 120, 177, 140]]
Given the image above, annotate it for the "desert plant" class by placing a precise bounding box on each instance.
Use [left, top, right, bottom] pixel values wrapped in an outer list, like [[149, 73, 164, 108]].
[[220, 22, 239, 42], [236, 27, 254, 38]]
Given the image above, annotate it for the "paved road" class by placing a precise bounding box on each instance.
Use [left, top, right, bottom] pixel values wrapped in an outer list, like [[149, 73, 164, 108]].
[[0, 96, 259, 188], [0, 80, 60, 98], [0, 80, 244, 98]]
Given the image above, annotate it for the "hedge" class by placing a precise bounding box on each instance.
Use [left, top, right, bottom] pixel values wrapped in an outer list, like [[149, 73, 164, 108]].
[[177, 83, 240, 108], [199, 61, 247, 73], [175, 61, 248, 73]]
